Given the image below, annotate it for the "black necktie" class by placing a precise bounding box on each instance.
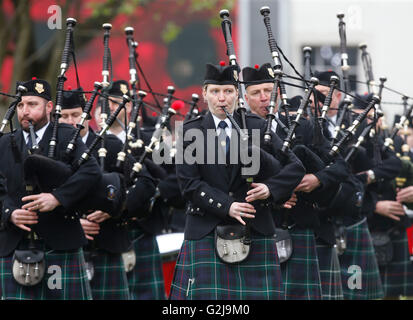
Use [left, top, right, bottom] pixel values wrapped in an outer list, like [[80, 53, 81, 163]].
[[218, 120, 230, 154]]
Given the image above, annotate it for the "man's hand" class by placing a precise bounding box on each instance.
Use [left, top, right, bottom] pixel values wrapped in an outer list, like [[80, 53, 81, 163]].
[[80, 218, 100, 241], [86, 210, 111, 224], [10, 209, 38, 232], [21, 193, 61, 212], [295, 174, 321, 193], [282, 193, 298, 209], [245, 183, 270, 202], [396, 186, 413, 203], [229, 202, 256, 225], [375, 200, 406, 221]]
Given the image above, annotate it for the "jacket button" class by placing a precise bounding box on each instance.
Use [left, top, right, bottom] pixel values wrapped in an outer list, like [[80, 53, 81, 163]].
[[209, 198, 213, 204], [217, 203, 222, 208], [200, 192, 205, 197], [229, 192, 234, 197]]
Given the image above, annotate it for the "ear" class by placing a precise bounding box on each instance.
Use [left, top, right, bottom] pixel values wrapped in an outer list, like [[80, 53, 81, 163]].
[[336, 90, 342, 100], [126, 101, 132, 114], [46, 101, 54, 114], [244, 92, 249, 104], [202, 85, 208, 102]]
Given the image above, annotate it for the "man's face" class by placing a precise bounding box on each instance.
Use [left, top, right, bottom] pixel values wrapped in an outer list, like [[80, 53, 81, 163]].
[[314, 85, 341, 117], [244, 82, 274, 118], [17, 96, 52, 131], [108, 96, 132, 122], [352, 108, 376, 127], [203, 84, 237, 119], [60, 106, 88, 137]]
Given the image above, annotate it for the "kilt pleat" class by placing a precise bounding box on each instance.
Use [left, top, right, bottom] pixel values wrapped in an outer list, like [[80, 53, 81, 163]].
[[316, 241, 344, 300], [281, 228, 323, 300], [0, 248, 92, 300], [379, 230, 413, 298], [338, 218, 384, 300], [89, 250, 130, 300], [169, 233, 285, 300], [127, 228, 166, 300]]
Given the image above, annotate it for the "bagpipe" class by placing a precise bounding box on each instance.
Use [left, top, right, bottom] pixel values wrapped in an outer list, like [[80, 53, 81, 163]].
[[0, 19, 127, 224], [24, 21, 127, 220], [217, 8, 295, 264], [48, 18, 77, 159], [359, 43, 389, 138], [329, 13, 354, 145], [259, 6, 293, 146], [0, 85, 27, 136], [98, 22, 113, 170], [12, 121, 46, 287], [119, 26, 145, 156], [255, 9, 382, 237]]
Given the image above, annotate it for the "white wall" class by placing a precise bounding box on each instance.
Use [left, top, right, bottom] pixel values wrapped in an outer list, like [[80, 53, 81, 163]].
[[240, 0, 413, 123]]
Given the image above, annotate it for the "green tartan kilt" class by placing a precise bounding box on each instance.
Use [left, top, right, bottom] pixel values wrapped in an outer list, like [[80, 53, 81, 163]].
[[169, 233, 285, 300], [89, 250, 130, 300], [0, 248, 92, 300], [281, 228, 322, 300], [338, 218, 384, 300], [315, 240, 344, 300], [379, 229, 413, 298], [127, 228, 166, 300]]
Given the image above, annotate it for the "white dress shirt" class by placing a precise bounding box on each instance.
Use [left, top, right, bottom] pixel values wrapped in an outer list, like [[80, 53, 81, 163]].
[[23, 122, 50, 145]]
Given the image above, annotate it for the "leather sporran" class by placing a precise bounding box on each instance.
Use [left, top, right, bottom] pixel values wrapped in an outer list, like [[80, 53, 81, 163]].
[[274, 228, 293, 263], [215, 224, 251, 264], [12, 249, 45, 286], [122, 248, 136, 272], [334, 224, 347, 255], [371, 231, 393, 266]]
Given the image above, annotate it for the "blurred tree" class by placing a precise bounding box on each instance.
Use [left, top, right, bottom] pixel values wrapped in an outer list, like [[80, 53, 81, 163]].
[[0, 0, 235, 115]]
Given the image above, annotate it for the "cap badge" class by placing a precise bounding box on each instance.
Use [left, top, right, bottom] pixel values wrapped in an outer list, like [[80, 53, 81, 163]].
[[120, 84, 128, 95], [35, 83, 44, 94]]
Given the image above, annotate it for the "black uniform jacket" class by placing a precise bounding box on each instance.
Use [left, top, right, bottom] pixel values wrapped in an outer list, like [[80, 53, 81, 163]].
[[177, 111, 305, 240], [350, 135, 408, 232], [130, 126, 184, 236], [84, 129, 132, 254], [0, 123, 100, 256], [275, 115, 349, 230]]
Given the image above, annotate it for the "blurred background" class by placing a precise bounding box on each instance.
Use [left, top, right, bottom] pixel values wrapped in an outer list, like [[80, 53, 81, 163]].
[[0, 0, 412, 128]]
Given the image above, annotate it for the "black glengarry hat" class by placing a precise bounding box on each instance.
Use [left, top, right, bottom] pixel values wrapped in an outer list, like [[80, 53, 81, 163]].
[[62, 87, 86, 110], [286, 95, 303, 112], [16, 78, 52, 101], [203, 62, 238, 86], [314, 70, 341, 87], [107, 80, 130, 97], [242, 63, 275, 88], [353, 93, 374, 110]]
